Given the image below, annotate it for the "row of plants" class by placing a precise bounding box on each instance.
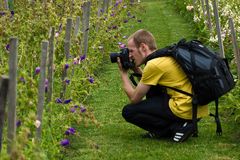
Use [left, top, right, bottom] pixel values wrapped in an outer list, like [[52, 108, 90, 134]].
[[172, 0, 239, 54], [0, 0, 142, 159], [171, 0, 240, 122]]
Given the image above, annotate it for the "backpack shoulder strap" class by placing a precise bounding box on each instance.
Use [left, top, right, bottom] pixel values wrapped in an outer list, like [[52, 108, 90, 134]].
[[164, 86, 193, 97], [145, 38, 187, 63], [145, 45, 174, 63]]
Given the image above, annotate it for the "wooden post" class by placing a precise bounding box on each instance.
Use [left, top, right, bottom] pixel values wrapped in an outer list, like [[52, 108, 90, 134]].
[[82, 1, 91, 56], [192, 0, 196, 6], [65, 18, 72, 60], [7, 37, 18, 154], [109, 0, 112, 7], [212, 0, 225, 58], [36, 41, 48, 141], [60, 18, 73, 99], [229, 18, 240, 79], [0, 76, 9, 153], [47, 27, 55, 103], [4, 0, 8, 10], [96, 0, 103, 32], [73, 16, 81, 39], [42, 0, 47, 10], [205, 0, 212, 32], [97, 0, 103, 17], [200, 0, 206, 19], [103, 0, 109, 13]]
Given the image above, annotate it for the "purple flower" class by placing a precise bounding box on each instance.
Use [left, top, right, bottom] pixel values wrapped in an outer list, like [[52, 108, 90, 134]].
[[56, 98, 62, 103], [65, 64, 69, 69], [88, 77, 94, 84], [6, 44, 10, 51], [70, 107, 76, 113], [19, 77, 26, 83], [68, 127, 76, 134], [80, 54, 86, 61], [74, 105, 79, 108], [60, 139, 70, 147], [114, 2, 119, 7], [45, 86, 48, 93], [16, 120, 21, 127], [73, 61, 78, 65], [112, 25, 117, 29], [65, 127, 76, 135], [35, 67, 41, 75], [119, 43, 126, 49], [45, 79, 49, 85], [65, 130, 70, 135], [65, 79, 70, 85], [10, 11, 14, 17], [73, 57, 79, 65], [0, 11, 5, 16], [123, 19, 128, 23], [80, 106, 87, 113], [64, 99, 72, 104]]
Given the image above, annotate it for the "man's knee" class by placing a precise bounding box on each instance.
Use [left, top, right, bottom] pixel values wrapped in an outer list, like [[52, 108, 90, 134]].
[[122, 104, 134, 121]]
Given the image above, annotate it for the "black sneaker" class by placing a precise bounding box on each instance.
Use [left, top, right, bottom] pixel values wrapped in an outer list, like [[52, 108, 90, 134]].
[[172, 122, 194, 142], [141, 132, 157, 139], [142, 130, 171, 139]]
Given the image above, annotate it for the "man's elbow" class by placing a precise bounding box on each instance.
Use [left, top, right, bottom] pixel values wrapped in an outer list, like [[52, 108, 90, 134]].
[[130, 97, 140, 104]]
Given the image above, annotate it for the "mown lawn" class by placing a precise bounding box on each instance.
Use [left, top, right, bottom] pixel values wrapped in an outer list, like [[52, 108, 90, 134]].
[[63, 0, 240, 159]]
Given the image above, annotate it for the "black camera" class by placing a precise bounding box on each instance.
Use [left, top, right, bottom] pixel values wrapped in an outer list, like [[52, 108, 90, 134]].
[[109, 48, 135, 70]]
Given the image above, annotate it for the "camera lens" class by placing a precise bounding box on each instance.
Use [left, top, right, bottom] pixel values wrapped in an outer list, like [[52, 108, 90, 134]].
[[109, 53, 120, 63]]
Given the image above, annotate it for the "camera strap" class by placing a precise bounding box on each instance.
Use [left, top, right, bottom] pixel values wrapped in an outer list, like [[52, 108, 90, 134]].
[[129, 73, 142, 86]]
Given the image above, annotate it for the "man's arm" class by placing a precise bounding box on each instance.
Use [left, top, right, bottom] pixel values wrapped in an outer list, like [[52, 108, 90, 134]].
[[131, 66, 142, 81], [117, 57, 150, 103], [120, 71, 150, 104]]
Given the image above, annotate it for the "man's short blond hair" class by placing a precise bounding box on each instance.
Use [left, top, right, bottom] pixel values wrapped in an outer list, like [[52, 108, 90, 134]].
[[128, 29, 157, 51]]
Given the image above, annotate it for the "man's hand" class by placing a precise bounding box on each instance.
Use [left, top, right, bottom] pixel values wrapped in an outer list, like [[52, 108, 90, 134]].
[[131, 66, 142, 74], [117, 58, 150, 104], [117, 57, 128, 75]]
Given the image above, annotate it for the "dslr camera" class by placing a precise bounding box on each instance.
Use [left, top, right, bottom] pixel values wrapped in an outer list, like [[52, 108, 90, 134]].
[[109, 48, 135, 70]]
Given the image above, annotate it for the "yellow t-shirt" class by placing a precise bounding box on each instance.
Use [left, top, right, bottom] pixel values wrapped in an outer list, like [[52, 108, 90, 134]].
[[140, 57, 208, 120]]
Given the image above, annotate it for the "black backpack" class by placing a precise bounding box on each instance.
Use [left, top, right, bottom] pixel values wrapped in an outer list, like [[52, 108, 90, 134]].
[[144, 39, 235, 136]]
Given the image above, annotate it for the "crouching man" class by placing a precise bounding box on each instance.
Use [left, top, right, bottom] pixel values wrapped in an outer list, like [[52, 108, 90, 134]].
[[117, 29, 208, 142]]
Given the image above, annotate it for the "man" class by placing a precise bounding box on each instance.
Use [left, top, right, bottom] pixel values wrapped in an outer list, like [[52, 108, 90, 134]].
[[117, 29, 208, 142]]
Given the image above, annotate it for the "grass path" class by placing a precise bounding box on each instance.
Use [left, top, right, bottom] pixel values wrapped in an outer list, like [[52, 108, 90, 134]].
[[63, 1, 240, 159]]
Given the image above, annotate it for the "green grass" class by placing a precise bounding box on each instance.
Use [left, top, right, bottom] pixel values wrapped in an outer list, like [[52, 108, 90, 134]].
[[62, 0, 240, 160]]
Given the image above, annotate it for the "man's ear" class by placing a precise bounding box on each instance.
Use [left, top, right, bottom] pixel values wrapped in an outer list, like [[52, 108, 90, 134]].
[[140, 43, 147, 51]]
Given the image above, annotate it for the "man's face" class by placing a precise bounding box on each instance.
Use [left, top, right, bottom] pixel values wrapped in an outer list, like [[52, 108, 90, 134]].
[[127, 39, 144, 67]]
